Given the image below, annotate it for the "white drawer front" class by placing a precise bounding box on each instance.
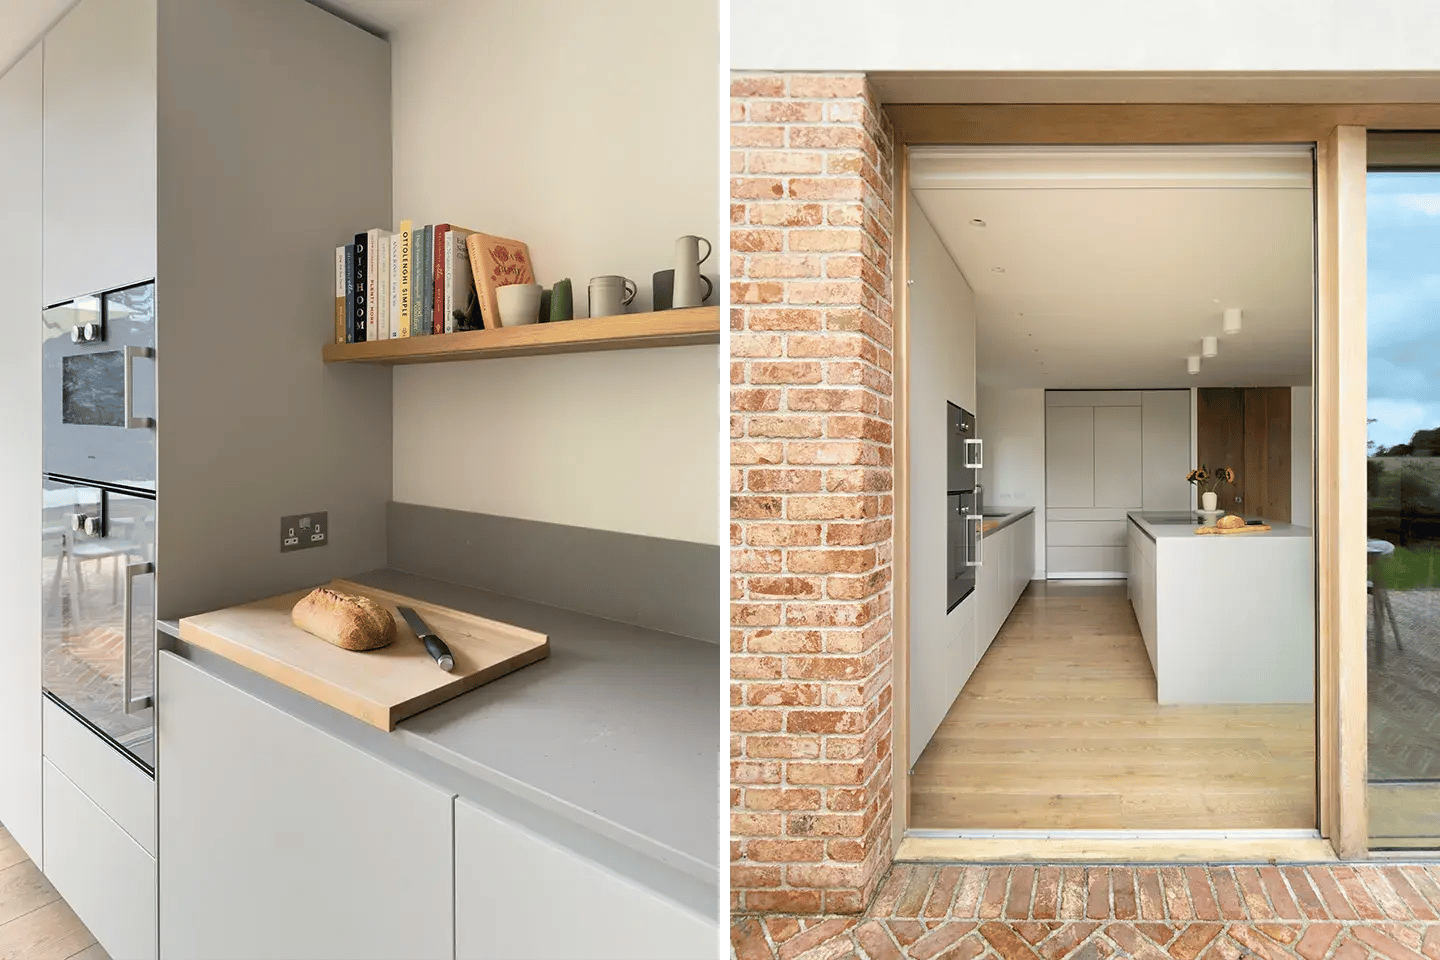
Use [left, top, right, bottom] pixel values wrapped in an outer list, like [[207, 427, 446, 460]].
[[43, 759, 156, 960], [1046, 520, 1128, 548], [43, 697, 155, 854]]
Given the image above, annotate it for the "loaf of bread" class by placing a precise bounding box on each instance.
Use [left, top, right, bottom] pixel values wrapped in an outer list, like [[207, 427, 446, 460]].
[[292, 587, 396, 651], [1215, 514, 1246, 530]]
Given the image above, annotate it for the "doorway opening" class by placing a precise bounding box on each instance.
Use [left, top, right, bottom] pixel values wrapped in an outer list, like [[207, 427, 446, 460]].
[[905, 145, 1319, 832]]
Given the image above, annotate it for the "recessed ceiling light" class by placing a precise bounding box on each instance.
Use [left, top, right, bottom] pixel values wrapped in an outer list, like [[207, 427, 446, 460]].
[[991, 266, 1005, 273], [970, 218, 986, 227]]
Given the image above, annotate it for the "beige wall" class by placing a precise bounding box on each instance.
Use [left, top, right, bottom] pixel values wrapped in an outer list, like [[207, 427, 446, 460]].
[[976, 385, 1046, 578], [389, 0, 719, 544]]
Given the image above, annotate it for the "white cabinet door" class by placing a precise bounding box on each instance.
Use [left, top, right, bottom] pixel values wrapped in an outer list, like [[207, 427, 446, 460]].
[[1093, 406, 1143, 508], [0, 45, 44, 865], [456, 798, 716, 960], [1045, 406, 1095, 507], [157, 653, 454, 960], [43, 0, 157, 302], [1142, 390, 1193, 511], [949, 591, 978, 700], [43, 760, 156, 960]]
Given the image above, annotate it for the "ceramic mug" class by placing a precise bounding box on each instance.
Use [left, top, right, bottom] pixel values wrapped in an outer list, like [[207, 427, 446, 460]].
[[673, 235, 713, 309], [589, 275, 637, 318], [496, 282, 543, 326]]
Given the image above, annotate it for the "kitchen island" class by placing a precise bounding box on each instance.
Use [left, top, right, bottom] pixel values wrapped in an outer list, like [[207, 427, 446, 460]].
[[1126, 512, 1314, 705]]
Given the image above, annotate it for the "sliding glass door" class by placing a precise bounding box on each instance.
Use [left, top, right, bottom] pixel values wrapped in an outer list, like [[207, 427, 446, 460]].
[[1366, 136, 1440, 847]]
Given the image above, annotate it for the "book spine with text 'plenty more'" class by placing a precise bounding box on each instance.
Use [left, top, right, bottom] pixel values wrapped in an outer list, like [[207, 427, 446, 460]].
[[343, 243, 355, 342], [377, 230, 390, 341], [351, 232, 367, 341], [334, 245, 346, 343], [398, 220, 412, 337]]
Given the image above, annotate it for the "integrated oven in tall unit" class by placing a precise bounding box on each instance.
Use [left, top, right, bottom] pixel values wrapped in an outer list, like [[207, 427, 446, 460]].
[[42, 281, 157, 771], [946, 402, 983, 612]]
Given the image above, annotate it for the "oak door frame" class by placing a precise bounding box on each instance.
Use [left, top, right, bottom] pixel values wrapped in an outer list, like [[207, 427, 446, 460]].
[[886, 103, 1404, 860]]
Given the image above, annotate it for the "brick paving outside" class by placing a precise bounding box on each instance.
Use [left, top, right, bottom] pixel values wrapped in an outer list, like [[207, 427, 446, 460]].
[[1371, 588, 1440, 781], [732, 862, 1440, 959]]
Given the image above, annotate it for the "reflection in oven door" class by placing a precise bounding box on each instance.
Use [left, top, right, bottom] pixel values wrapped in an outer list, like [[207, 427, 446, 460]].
[[42, 281, 156, 489], [947, 493, 976, 611], [42, 477, 157, 770]]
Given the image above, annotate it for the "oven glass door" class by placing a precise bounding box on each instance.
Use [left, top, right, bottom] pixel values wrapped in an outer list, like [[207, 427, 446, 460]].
[[42, 282, 156, 489], [947, 493, 976, 611], [42, 478, 157, 770]]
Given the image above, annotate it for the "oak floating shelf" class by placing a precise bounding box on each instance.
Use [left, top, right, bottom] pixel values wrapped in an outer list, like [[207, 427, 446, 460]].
[[322, 305, 719, 365]]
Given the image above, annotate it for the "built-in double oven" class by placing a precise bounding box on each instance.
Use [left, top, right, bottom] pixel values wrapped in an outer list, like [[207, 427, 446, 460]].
[[946, 402, 982, 612], [41, 281, 157, 771]]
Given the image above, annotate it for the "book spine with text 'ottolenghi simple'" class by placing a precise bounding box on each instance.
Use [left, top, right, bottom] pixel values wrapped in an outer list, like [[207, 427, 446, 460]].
[[398, 220, 412, 337], [351, 232, 367, 341], [344, 243, 355, 342]]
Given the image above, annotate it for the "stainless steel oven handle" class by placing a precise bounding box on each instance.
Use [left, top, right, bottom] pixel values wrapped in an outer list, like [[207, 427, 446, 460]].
[[965, 437, 984, 469], [123, 561, 155, 714], [124, 345, 155, 430], [967, 513, 983, 566]]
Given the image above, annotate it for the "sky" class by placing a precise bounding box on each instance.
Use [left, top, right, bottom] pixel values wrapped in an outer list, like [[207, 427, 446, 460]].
[[1368, 171, 1440, 451]]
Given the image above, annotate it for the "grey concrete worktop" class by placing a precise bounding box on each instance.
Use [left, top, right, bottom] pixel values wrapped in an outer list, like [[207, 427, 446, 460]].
[[159, 566, 719, 912], [982, 506, 1034, 538], [1128, 511, 1313, 541]]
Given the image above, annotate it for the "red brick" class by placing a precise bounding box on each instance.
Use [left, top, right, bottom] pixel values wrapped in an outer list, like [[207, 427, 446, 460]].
[[1227, 926, 1293, 960], [854, 920, 904, 960], [1386, 867, 1439, 921], [979, 868, 1011, 919], [731, 75, 787, 98], [1039, 922, 1101, 960], [1007, 866, 1035, 920], [979, 920, 1043, 960], [1358, 864, 1415, 920], [912, 922, 977, 960], [1295, 922, 1342, 960], [955, 867, 990, 918], [895, 867, 940, 918], [1136, 869, 1166, 921], [1170, 923, 1223, 960], [1332, 865, 1386, 920], [1257, 867, 1300, 920], [1086, 867, 1110, 920], [1279, 866, 1328, 920], [1234, 867, 1273, 919], [775, 917, 854, 960], [924, 866, 964, 919], [1306, 867, 1359, 920], [1352, 926, 1428, 960], [1112, 868, 1138, 920], [789, 75, 867, 98]]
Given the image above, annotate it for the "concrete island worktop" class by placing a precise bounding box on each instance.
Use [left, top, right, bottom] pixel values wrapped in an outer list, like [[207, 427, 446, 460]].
[[1125, 512, 1314, 705], [159, 566, 719, 918], [981, 506, 1034, 538]]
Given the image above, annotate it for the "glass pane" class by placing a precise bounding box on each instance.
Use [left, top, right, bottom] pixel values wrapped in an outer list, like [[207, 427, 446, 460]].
[[1366, 166, 1440, 846], [41, 479, 156, 770]]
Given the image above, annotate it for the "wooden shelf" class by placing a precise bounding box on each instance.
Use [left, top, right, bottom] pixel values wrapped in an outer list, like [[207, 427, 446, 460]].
[[322, 305, 719, 365]]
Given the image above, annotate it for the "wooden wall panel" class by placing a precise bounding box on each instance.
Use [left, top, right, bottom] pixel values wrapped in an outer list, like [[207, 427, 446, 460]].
[[1197, 388, 1246, 514]]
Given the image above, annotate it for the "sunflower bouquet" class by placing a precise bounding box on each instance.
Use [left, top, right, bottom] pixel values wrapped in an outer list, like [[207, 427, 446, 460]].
[[1185, 465, 1236, 495]]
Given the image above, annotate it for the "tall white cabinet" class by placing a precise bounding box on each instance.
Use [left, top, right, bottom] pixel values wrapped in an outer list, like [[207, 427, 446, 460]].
[[0, 43, 44, 866], [1045, 390, 1190, 578]]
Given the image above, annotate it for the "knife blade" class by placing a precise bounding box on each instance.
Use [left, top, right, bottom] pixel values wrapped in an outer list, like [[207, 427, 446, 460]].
[[397, 605, 455, 671]]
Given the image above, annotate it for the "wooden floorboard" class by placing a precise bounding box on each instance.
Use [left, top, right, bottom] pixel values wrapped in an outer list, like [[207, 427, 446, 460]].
[[910, 581, 1318, 830], [0, 824, 105, 960]]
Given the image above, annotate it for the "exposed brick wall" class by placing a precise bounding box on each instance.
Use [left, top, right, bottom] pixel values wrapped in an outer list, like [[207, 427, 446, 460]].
[[730, 71, 896, 916]]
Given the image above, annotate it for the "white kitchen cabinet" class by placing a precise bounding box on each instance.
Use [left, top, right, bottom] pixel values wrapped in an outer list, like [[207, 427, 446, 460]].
[[949, 592, 979, 703], [0, 44, 44, 865], [456, 798, 716, 960], [1141, 390, 1193, 510], [1128, 521, 1157, 672], [157, 653, 455, 960], [1044, 406, 1095, 508], [43, 0, 158, 303], [43, 699, 156, 855], [1092, 406, 1143, 507], [43, 759, 156, 960]]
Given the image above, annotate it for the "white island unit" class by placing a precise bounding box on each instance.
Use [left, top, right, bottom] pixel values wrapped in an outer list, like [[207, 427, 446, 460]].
[[1126, 512, 1314, 705]]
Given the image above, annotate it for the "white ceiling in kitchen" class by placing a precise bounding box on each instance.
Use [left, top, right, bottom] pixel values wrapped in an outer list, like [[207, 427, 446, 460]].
[[910, 146, 1315, 389], [0, 0, 443, 74]]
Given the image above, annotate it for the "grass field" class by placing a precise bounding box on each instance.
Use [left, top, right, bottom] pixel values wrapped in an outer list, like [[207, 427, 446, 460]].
[[1373, 542, 1440, 591]]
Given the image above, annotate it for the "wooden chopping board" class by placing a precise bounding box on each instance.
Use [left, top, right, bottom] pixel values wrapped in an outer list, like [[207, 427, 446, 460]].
[[1195, 523, 1273, 535], [178, 579, 549, 730]]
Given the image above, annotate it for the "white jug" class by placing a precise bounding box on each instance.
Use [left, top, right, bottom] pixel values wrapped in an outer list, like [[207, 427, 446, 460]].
[[673, 235, 712, 308]]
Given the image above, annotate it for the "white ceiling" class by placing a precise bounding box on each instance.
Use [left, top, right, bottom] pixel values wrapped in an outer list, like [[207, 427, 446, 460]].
[[910, 146, 1315, 390], [0, 0, 442, 72]]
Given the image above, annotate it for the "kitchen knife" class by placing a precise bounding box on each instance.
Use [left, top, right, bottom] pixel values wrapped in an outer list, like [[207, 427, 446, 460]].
[[397, 605, 455, 671]]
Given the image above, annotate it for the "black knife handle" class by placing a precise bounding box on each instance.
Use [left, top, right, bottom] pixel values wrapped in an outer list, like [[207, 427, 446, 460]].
[[422, 634, 455, 671]]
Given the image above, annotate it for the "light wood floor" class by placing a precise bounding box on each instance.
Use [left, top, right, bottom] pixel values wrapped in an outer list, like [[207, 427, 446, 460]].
[[0, 825, 106, 960], [911, 581, 1317, 830]]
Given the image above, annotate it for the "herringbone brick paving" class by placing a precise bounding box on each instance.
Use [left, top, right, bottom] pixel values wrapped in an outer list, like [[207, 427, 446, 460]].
[[732, 863, 1440, 959]]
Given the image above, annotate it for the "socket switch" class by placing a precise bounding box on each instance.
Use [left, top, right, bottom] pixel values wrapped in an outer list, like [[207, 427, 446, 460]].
[[281, 511, 328, 553]]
